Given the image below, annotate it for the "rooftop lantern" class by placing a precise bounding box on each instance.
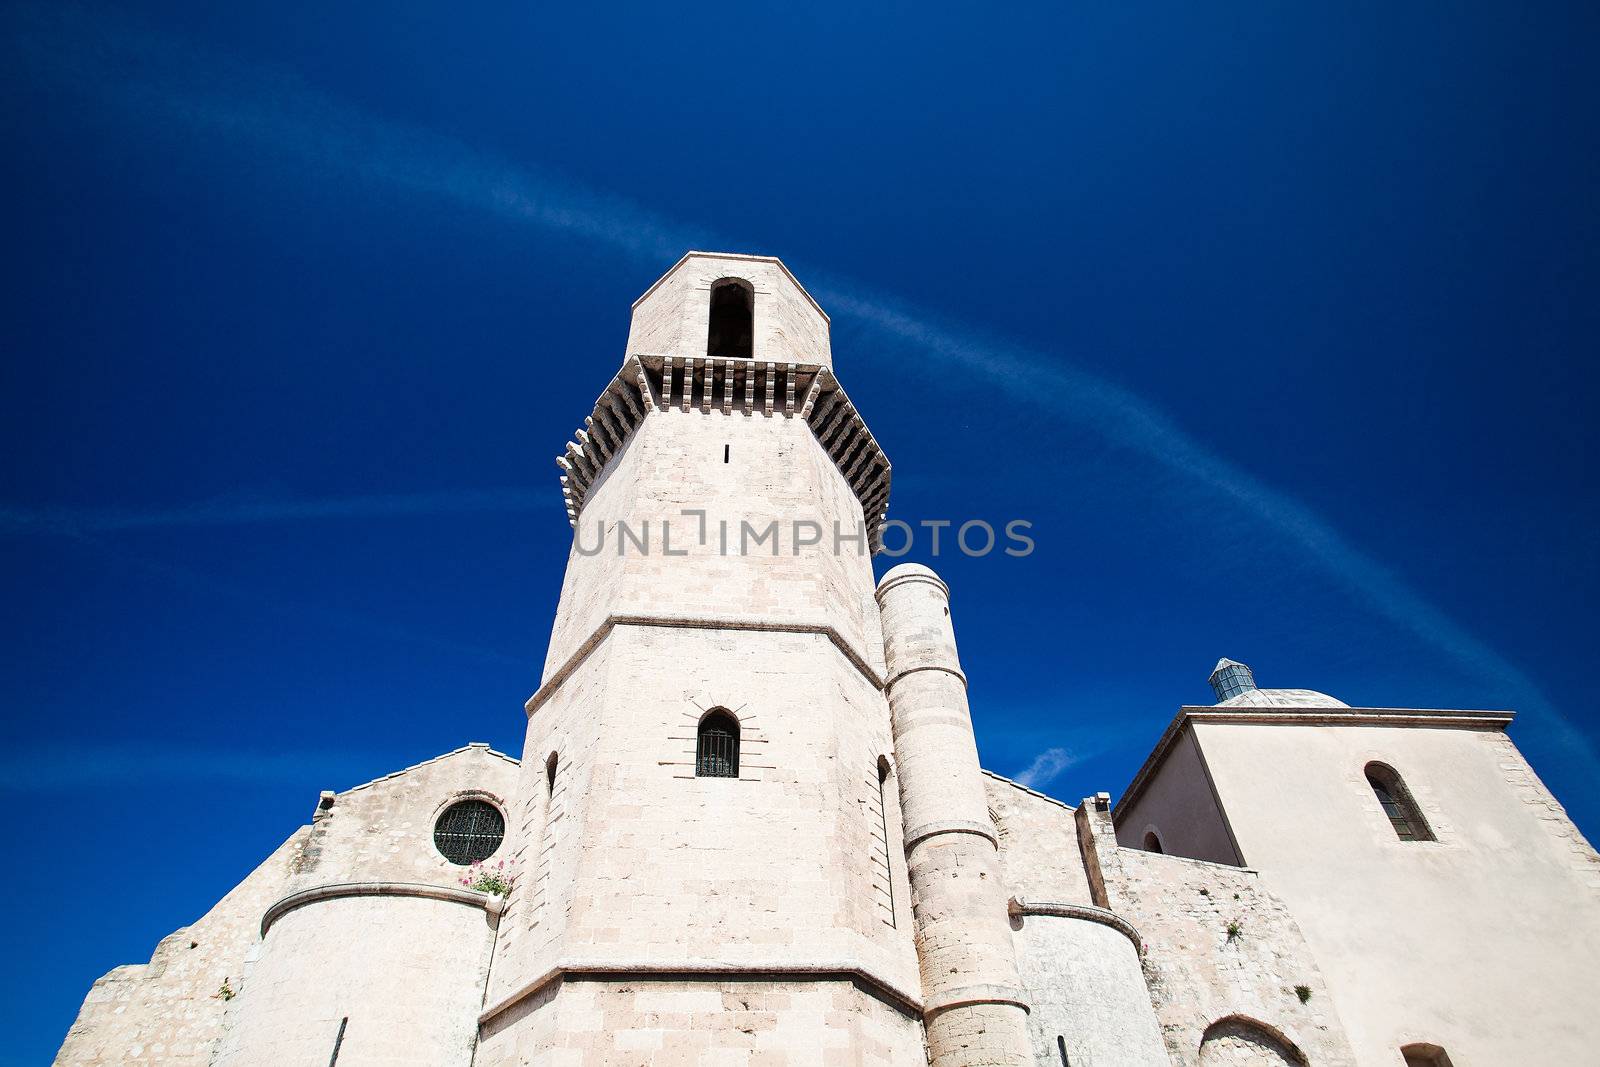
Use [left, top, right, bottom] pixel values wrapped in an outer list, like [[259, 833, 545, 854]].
[[1209, 658, 1257, 702]]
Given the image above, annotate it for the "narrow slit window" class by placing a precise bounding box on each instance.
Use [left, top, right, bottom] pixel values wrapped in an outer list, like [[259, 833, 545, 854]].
[[707, 279, 753, 360], [872, 756, 896, 927], [1366, 762, 1435, 842], [696, 709, 740, 778], [1057, 1036, 1071, 1066], [723, 443, 730, 463]]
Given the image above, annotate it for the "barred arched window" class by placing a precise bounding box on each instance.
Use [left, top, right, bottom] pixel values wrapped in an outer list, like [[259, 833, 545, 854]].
[[1366, 762, 1434, 842], [696, 709, 740, 778], [707, 278, 753, 360]]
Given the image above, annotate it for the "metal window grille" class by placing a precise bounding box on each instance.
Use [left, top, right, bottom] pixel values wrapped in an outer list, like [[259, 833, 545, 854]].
[[1370, 779, 1417, 840], [1366, 766, 1432, 842], [433, 799, 505, 865], [696, 714, 739, 778]]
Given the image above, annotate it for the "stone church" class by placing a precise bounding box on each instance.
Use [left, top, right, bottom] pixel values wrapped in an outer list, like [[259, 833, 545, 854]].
[[56, 254, 1600, 1066]]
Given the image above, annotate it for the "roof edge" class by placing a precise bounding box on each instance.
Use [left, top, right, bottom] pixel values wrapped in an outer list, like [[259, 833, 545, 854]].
[[1112, 705, 1515, 821], [980, 768, 1074, 810], [342, 742, 520, 795]]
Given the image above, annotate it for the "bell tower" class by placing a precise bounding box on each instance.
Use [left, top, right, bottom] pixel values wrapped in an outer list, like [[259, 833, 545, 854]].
[[474, 253, 925, 1066]]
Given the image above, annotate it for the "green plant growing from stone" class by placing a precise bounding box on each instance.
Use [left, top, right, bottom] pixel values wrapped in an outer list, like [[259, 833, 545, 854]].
[[1225, 919, 1243, 943], [214, 978, 235, 1002], [1295, 984, 1313, 1004], [461, 858, 516, 896]]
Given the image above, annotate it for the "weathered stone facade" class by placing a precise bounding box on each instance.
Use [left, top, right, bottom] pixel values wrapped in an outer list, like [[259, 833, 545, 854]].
[[55, 253, 1600, 1066]]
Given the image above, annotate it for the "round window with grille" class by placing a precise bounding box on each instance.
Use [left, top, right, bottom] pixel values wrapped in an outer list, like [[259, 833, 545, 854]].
[[433, 798, 505, 865]]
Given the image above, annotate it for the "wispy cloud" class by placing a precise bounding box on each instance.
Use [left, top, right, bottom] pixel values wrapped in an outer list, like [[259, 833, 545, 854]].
[[1013, 747, 1080, 790], [0, 488, 544, 536], [6, 3, 709, 260], [9, 3, 1593, 775], [819, 288, 1598, 771]]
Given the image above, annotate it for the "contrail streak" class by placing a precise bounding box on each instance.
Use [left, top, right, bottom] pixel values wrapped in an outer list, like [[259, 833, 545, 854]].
[[8, 2, 1591, 776]]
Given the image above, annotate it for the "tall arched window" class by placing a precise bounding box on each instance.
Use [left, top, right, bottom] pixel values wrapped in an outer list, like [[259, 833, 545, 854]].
[[1366, 762, 1434, 842], [707, 278, 753, 360], [696, 709, 740, 778]]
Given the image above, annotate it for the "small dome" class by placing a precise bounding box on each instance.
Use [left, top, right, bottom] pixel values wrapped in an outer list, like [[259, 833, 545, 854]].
[[1218, 688, 1349, 709]]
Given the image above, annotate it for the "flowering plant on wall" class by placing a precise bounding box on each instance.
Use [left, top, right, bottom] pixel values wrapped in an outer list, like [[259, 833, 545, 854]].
[[461, 857, 516, 896]]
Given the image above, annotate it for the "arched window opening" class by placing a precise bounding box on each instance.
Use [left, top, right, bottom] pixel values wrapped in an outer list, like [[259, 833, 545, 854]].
[[1401, 1043, 1455, 1067], [1056, 1035, 1071, 1066], [545, 752, 558, 794], [1198, 1016, 1306, 1066], [1366, 762, 1434, 842], [696, 709, 740, 778], [1143, 830, 1164, 854], [707, 278, 753, 360], [434, 798, 505, 866]]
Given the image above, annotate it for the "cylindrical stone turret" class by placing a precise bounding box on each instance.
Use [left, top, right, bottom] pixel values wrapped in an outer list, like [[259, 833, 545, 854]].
[[877, 563, 1032, 1067]]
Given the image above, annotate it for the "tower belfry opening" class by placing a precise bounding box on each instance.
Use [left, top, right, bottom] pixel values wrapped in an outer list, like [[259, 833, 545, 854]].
[[707, 278, 753, 359]]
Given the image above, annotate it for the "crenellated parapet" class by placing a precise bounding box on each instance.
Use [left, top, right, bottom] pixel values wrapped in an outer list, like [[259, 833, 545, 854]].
[[555, 353, 891, 543]]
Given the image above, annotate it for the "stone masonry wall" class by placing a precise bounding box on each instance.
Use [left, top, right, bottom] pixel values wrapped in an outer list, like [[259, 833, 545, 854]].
[[878, 565, 1032, 1067], [487, 258, 919, 1065], [983, 772, 1094, 906], [487, 636, 613, 1006], [1077, 802, 1354, 1067], [286, 744, 522, 895], [984, 775, 1165, 1066], [1009, 915, 1168, 1067], [484, 623, 923, 1056], [543, 411, 884, 681], [478, 977, 925, 1067], [212, 894, 494, 1067], [53, 832, 306, 1067], [55, 743, 521, 1065]]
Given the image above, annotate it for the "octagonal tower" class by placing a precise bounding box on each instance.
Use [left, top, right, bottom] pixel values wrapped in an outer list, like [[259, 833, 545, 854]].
[[475, 253, 924, 1066]]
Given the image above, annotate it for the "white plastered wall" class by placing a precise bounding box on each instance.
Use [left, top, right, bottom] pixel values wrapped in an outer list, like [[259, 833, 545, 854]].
[[1194, 718, 1600, 1066]]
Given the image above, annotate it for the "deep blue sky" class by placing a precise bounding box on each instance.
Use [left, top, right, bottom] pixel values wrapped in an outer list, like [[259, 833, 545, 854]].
[[4, 2, 1598, 1060]]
